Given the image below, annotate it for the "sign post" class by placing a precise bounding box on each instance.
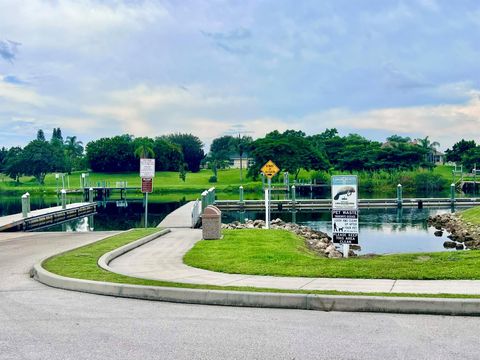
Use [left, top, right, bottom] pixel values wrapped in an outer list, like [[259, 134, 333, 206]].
[[261, 160, 280, 229], [140, 159, 155, 228], [331, 175, 359, 258]]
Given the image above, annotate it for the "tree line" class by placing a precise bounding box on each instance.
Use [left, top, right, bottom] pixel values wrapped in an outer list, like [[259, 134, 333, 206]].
[[3, 126, 480, 185]]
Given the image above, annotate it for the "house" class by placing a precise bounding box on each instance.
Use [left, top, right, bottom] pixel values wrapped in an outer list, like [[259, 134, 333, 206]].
[[428, 149, 445, 165], [229, 153, 253, 169]]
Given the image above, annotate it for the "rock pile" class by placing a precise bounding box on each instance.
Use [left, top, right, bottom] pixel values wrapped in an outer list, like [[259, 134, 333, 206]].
[[222, 218, 358, 258], [428, 213, 480, 250]]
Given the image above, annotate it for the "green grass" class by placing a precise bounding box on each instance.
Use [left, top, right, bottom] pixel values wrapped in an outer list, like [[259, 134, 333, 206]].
[[0, 169, 263, 195], [41, 228, 480, 299], [184, 229, 480, 280], [460, 206, 480, 226]]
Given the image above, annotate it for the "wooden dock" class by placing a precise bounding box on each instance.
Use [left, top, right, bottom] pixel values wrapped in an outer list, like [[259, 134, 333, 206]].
[[0, 203, 96, 232], [215, 197, 480, 211]]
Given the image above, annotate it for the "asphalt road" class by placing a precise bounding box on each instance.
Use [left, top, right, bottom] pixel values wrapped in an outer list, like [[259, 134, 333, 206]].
[[1, 232, 479, 360]]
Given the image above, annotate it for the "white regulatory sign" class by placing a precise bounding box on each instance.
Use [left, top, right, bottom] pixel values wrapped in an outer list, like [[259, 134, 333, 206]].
[[331, 175, 358, 210], [140, 158, 155, 178], [332, 210, 359, 244]]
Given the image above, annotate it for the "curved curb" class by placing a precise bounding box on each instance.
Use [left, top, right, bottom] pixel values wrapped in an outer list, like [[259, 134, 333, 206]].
[[98, 229, 171, 271], [32, 231, 480, 316]]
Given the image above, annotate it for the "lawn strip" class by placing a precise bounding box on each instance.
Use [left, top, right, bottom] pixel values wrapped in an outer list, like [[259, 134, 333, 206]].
[[184, 229, 480, 280], [41, 228, 480, 299]]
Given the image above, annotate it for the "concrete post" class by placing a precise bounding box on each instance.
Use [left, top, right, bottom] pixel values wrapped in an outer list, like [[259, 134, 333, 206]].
[[201, 191, 208, 212], [239, 186, 244, 203], [89, 187, 94, 203], [25, 192, 31, 213], [450, 183, 456, 204], [61, 189, 67, 209], [291, 185, 296, 203], [21, 194, 28, 218], [261, 173, 265, 190], [397, 184, 403, 207]]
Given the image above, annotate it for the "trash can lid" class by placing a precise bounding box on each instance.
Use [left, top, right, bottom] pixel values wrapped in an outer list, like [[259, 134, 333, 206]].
[[203, 205, 221, 218]]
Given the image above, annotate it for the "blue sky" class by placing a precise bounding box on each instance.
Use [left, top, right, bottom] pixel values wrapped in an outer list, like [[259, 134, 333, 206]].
[[1, 0, 480, 150]]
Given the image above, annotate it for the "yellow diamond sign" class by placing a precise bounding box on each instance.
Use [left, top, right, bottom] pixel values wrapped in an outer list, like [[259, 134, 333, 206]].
[[261, 160, 280, 179]]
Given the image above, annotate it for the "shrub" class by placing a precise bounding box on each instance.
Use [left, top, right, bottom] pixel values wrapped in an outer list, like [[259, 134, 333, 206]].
[[208, 175, 218, 183]]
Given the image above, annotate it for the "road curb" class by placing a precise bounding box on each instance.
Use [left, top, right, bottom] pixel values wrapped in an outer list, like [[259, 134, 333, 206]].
[[32, 230, 480, 316]]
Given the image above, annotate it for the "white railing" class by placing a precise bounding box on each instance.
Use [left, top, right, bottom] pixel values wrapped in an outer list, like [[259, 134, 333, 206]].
[[191, 199, 201, 228]]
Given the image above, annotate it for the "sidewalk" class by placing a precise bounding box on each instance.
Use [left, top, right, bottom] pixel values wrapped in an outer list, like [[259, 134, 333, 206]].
[[109, 228, 480, 295]]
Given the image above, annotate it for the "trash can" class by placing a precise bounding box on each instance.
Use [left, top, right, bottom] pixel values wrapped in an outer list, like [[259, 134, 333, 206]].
[[202, 205, 222, 240]]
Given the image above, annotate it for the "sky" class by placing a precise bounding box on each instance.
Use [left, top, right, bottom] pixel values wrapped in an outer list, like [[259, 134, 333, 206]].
[[1, 0, 480, 151]]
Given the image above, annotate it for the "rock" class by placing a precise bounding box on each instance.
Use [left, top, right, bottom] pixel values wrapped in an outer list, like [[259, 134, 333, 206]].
[[434, 230, 443, 237], [443, 241, 457, 249], [456, 243, 465, 250], [328, 250, 343, 259], [350, 244, 361, 251], [325, 244, 337, 255]]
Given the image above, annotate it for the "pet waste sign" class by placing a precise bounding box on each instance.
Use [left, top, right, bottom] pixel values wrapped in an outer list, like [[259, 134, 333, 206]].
[[331, 175, 359, 245]]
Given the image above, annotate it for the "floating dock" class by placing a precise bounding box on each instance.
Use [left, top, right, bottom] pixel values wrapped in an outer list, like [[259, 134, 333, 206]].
[[0, 203, 96, 232], [215, 197, 480, 211]]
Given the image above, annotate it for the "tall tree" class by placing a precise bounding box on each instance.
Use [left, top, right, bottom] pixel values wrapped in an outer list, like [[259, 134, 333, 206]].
[[248, 130, 329, 180], [20, 140, 60, 184], [3, 147, 23, 181], [445, 139, 476, 163], [166, 133, 204, 173], [36, 129, 46, 141]]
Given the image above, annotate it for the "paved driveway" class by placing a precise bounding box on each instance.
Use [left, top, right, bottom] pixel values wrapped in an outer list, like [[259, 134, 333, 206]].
[[1, 232, 480, 360]]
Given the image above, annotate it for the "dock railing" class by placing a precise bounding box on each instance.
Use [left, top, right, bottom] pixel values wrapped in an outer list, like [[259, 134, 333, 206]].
[[191, 199, 201, 228]]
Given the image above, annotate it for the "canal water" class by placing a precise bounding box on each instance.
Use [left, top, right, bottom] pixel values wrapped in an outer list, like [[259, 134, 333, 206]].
[[222, 207, 459, 255], [0, 193, 468, 254]]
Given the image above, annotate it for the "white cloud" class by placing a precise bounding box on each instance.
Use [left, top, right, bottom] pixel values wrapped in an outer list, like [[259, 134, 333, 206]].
[[0, 79, 51, 107], [301, 91, 480, 149], [0, 0, 169, 51]]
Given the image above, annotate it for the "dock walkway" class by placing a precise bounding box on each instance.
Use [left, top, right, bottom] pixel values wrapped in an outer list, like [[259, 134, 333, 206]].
[[158, 201, 198, 228], [0, 202, 96, 232]]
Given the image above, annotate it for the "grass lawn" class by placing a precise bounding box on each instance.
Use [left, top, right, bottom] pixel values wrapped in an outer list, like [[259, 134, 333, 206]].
[[460, 206, 480, 226], [41, 228, 480, 298], [0, 169, 264, 195], [184, 229, 480, 280]]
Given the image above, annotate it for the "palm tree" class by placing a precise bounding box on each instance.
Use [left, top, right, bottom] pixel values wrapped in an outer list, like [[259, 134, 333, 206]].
[[64, 136, 83, 157], [134, 143, 155, 159], [416, 136, 440, 163]]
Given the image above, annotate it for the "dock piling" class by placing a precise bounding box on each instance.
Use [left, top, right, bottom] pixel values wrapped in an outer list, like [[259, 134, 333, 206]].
[[239, 186, 244, 203], [89, 188, 94, 203], [397, 184, 403, 207], [450, 183, 456, 205], [21, 194, 28, 218], [61, 189, 67, 210]]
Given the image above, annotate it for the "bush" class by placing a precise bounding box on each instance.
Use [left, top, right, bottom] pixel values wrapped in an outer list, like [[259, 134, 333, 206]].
[[208, 175, 217, 183], [414, 172, 448, 192], [310, 171, 330, 184]]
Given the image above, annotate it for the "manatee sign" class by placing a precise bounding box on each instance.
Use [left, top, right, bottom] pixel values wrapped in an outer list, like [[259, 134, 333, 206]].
[[331, 175, 358, 210]]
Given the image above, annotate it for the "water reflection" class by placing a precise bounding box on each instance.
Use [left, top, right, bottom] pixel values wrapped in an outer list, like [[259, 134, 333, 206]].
[[222, 207, 457, 254]]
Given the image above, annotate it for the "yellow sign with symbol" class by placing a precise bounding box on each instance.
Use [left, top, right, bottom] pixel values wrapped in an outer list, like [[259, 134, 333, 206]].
[[261, 160, 280, 179]]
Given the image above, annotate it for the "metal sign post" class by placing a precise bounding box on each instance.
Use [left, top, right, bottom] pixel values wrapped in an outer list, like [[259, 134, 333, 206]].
[[140, 159, 155, 228], [331, 175, 359, 258], [261, 160, 280, 229]]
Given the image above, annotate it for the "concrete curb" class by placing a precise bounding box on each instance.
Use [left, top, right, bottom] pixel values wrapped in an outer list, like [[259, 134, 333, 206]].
[[32, 230, 480, 316], [98, 229, 171, 271]]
